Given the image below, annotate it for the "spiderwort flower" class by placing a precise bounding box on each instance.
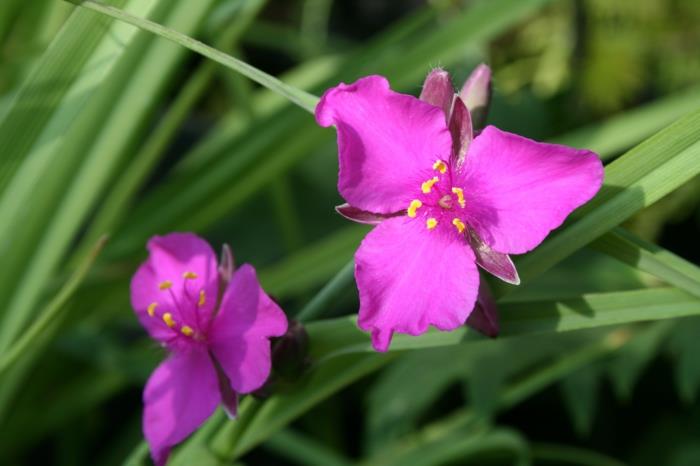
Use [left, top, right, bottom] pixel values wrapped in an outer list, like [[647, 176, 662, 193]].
[[130, 233, 287, 465], [315, 68, 604, 351]]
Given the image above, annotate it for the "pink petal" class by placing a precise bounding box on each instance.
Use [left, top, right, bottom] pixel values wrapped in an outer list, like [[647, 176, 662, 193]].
[[467, 229, 520, 285], [130, 233, 219, 342], [460, 126, 604, 255], [466, 279, 499, 337], [459, 64, 492, 129], [209, 264, 288, 394], [449, 96, 473, 168], [335, 203, 402, 225], [419, 68, 454, 121], [355, 217, 479, 352], [315, 75, 453, 214], [143, 350, 220, 466]]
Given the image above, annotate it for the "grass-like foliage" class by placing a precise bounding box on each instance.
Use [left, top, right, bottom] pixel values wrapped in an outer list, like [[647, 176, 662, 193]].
[[2, 1, 700, 465]]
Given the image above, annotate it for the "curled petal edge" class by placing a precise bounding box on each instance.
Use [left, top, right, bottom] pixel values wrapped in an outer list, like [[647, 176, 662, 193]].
[[468, 229, 520, 285], [335, 203, 404, 225]]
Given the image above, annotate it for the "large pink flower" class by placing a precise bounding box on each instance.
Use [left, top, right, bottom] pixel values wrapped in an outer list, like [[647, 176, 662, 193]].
[[130, 233, 287, 465], [316, 68, 603, 351]]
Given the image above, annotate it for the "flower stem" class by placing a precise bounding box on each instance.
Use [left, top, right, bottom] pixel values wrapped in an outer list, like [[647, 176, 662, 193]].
[[63, 0, 319, 113]]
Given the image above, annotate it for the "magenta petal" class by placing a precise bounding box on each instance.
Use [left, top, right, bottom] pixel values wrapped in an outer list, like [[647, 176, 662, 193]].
[[131, 233, 219, 341], [335, 203, 402, 225], [419, 68, 454, 121], [461, 126, 604, 254], [459, 64, 492, 129], [466, 280, 499, 337], [467, 229, 520, 285], [355, 217, 479, 351], [209, 264, 288, 394], [315, 75, 453, 214], [143, 349, 220, 466], [449, 96, 473, 168]]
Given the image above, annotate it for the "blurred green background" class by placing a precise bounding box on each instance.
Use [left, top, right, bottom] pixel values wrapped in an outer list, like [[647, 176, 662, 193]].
[[2, 0, 700, 465]]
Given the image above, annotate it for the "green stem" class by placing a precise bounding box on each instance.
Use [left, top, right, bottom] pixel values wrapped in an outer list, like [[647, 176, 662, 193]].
[[64, 0, 319, 113], [209, 398, 261, 459], [295, 260, 355, 322]]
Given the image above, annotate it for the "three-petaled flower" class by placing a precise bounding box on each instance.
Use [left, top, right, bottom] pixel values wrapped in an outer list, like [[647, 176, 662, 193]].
[[130, 233, 287, 465], [316, 67, 604, 351]]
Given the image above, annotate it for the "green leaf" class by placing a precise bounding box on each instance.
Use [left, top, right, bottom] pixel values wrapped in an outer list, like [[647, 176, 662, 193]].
[[667, 317, 700, 403], [0, 237, 107, 376], [363, 427, 531, 466], [0, 0, 218, 422], [0, 0, 130, 192], [65, 0, 319, 112], [306, 288, 700, 360], [0, 0, 162, 351], [592, 227, 700, 299], [531, 443, 626, 466], [607, 321, 674, 401], [553, 84, 700, 161], [560, 365, 602, 437], [263, 429, 354, 466]]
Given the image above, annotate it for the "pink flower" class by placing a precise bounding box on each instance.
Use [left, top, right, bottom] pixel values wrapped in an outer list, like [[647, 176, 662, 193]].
[[315, 68, 603, 352], [130, 233, 287, 465]]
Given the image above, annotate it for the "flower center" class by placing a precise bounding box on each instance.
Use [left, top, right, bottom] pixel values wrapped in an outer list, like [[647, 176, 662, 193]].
[[147, 271, 207, 341], [406, 159, 467, 234], [438, 195, 452, 209]]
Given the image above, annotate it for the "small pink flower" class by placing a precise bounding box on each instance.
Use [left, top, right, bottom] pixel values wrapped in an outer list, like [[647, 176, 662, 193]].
[[316, 68, 603, 352], [130, 233, 287, 465]]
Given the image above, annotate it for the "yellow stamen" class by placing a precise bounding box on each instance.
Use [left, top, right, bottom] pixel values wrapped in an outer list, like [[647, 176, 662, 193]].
[[181, 325, 194, 337], [198, 290, 206, 307], [451, 187, 466, 208], [162, 312, 176, 328], [426, 218, 438, 230], [452, 218, 466, 234], [183, 271, 198, 279], [158, 280, 172, 290], [432, 160, 447, 174], [147, 302, 158, 317], [421, 177, 439, 194], [407, 199, 422, 218]]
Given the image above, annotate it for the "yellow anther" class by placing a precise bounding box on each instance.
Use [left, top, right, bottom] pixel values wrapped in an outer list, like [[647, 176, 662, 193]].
[[181, 325, 194, 337], [158, 280, 172, 290], [147, 302, 158, 317], [162, 312, 176, 328], [183, 271, 198, 279], [452, 218, 466, 234], [421, 177, 439, 194], [407, 199, 423, 218], [432, 160, 447, 174], [451, 187, 466, 208], [426, 218, 438, 230], [198, 290, 206, 307]]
